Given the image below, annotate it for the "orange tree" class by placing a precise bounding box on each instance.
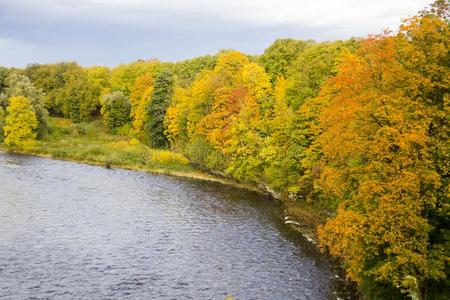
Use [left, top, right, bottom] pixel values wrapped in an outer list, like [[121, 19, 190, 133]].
[[316, 4, 449, 299]]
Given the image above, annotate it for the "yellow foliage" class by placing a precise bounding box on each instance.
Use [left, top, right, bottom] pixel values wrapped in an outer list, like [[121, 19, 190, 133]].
[[242, 62, 273, 108], [150, 149, 189, 165], [129, 138, 140, 146], [129, 74, 154, 137], [3, 96, 38, 148]]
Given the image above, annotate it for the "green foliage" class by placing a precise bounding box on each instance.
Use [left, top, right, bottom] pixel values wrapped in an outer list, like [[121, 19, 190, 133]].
[[25, 62, 78, 114], [59, 65, 99, 122], [19, 117, 193, 173], [184, 135, 226, 170], [285, 39, 359, 109], [146, 69, 174, 148], [86, 66, 111, 103], [0, 66, 10, 96], [110, 60, 162, 96], [3, 96, 38, 148], [100, 91, 131, 133], [0, 106, 5, 142], [260, 38, 314, 80], [172, 55, 217, 87]]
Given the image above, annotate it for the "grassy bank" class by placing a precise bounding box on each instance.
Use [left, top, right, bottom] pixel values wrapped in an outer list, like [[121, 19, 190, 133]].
[[0, 118, 255, 188]]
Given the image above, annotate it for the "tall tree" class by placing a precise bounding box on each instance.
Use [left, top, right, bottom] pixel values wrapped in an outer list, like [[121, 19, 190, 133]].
[[129, 74, 153, 137], [59, 66, 99, 122], [146, 70, 174, 148], [260, 38, 314, 80]]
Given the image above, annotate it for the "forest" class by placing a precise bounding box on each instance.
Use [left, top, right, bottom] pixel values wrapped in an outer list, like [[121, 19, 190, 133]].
[[0, 1, 448, 299]]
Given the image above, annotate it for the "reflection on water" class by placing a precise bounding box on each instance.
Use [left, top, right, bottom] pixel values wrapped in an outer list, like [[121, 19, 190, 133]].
[[0, 152, 353, 299]]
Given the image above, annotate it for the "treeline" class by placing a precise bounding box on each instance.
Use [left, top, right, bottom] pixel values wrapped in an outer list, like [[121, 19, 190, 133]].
[[0, 1, 448, 299]]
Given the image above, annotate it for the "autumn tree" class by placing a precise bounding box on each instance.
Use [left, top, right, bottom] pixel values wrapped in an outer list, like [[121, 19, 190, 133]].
[[316, 5, 449, 299], [1, 73, 49, 137], [3, 96, 38, 148], [164, 87, 191, 148], [110, 60, 163, 96], [130, 74, 153, 137]]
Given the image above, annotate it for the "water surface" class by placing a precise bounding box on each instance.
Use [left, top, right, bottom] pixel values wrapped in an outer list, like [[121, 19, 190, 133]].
[[0, 152, 352, 299]]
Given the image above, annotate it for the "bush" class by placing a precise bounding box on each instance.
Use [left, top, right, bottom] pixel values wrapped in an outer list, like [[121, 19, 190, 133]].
[[3, 96, 38, 148], [151, 149, 189, 165]]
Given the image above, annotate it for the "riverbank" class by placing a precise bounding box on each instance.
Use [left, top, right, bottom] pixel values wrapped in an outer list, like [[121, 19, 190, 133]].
[[1, 117, 326, 240]]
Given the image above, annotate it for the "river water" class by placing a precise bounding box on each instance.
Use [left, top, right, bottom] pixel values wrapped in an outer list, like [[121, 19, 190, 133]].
[[0, 152, 353, 299]]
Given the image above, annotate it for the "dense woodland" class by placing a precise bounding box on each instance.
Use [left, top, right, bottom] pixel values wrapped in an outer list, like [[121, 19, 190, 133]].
[[0, 1, 448, 299]]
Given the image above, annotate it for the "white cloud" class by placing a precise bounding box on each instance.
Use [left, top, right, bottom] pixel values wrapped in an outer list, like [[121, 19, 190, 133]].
[[0, 0, 433, 66], [4, 0, 430, 29]]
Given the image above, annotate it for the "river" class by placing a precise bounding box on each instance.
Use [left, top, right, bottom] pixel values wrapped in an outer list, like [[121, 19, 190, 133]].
[[0, 152, 353, 299]]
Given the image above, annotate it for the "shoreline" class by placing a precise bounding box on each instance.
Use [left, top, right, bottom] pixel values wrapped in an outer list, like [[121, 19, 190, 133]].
[[0, 146, 324, 240], [1, 146, 354, 292], [0, 147, 264, 195]]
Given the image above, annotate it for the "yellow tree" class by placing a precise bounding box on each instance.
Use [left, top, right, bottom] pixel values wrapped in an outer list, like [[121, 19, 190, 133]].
[[164, 87, 191, 147], [3, 96, 38, 148], [129, 74, 153, 137], [242, 62, 273, 110]]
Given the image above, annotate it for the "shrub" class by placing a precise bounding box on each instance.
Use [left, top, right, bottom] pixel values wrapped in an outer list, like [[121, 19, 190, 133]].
[[151, 149, 189, 165], [3, 96, 38, 148]]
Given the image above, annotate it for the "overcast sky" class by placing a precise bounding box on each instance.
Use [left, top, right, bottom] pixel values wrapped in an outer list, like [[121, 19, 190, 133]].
[[0, 0, 431, 67]]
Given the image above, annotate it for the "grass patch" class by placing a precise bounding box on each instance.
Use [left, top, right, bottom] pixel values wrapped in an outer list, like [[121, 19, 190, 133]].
[[17, 117, 195, 174]]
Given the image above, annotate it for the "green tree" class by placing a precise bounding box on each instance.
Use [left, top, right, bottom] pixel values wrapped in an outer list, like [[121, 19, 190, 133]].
[[0, 66, 9, 97], [286, 39, 359, 109], [172, 55, 217, 88], [86, 66, 111, 105], [3, 96, 38, 148], [146, 70, 174, 148], [25, 62, 78, 114], [100, 91, 131, 133], [260, 38, 314, 80], [59, 65, 99, 122]]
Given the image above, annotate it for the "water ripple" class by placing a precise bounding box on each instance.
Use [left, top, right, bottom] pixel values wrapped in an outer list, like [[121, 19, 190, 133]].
[[0, 152, 353, 299]]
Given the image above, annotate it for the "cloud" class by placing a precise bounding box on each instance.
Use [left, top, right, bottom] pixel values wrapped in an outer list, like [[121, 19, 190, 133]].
[[0, 0, 432, 67], [1, 0, 430, 28]]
